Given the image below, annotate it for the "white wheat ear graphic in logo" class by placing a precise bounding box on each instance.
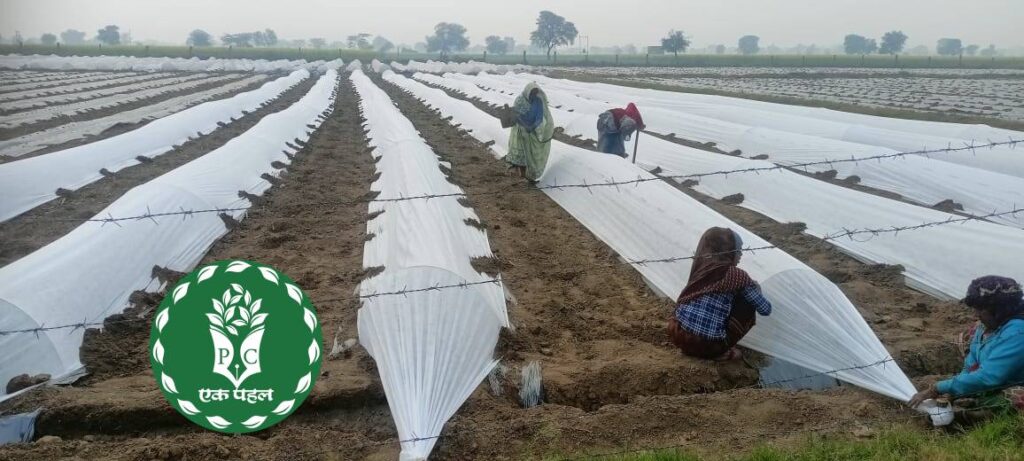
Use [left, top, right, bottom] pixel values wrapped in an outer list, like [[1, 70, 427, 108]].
[[208, 284, 269, 389]]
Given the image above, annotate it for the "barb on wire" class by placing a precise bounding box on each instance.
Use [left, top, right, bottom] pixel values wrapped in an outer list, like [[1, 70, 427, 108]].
[[820, 207, 1024, 241]]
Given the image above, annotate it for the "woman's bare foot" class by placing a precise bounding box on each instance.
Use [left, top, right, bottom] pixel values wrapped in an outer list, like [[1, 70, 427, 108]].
[[714, 348, 743, 362]]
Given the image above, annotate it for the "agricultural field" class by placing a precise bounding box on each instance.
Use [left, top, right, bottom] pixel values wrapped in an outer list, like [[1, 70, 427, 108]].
[[8, 43, 1024, 69], [0, 53, 1022, 461], [553, 67, 1024, 129], [553, 66, 1024, 77]]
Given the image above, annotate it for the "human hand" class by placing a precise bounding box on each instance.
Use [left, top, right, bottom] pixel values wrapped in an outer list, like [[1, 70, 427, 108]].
[[909, 385, 940, 408]]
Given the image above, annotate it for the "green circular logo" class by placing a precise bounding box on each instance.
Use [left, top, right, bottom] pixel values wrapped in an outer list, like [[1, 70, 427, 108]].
[[149, 260, 322, 433]]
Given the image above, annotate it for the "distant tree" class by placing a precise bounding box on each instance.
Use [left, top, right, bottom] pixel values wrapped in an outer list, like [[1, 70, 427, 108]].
[[865, 39, 878, 54], [372, 36, 394, 52], [879, 30, 907, 55], [530, 11, 578, 58], [426, 22, 470, 58], [253, 31, 268, 47], [936, 38, 963, 56], [504, 36, 516, 52], [96, 25, 121, 45], [347, 33, 372, 49], [221, 33, 255, 47], [715, 44, 726, 54], [413, 42, 428, 52], [309, 38, 327, 49], [13, 31, 23, 45], [907, 45, 930, 56], [660, 30, 690, 56], [60, 29, 86, 45], [40, 33, 57, 45], [964, 44, 980, 56], [291, 39, 307, 49], [844, 34, 872, 54], [979, 44, 997, 57], [263, 29, 278, 47], [187, 29, 213, 47], [485, 35, 510, 55], [738, 35, 759, 55], [623, 43, 638, 54]]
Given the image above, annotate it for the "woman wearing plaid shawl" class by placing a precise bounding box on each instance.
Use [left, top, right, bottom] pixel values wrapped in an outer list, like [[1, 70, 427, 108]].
[[668, 227, 772, 361]]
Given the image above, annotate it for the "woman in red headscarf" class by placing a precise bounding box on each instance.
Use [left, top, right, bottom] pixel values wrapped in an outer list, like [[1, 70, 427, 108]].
[[596, 103, 645, 157]]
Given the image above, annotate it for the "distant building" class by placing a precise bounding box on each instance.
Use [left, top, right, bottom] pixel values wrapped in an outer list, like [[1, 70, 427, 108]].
[[647, 46, 664, 55]]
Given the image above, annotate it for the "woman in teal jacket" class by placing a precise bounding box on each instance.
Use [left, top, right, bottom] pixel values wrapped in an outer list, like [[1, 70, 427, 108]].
[[911, 276, 1024, 412]]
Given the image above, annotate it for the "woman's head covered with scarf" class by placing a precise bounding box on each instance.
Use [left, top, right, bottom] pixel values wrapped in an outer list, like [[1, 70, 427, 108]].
[[514, 82, 544, 113], [964, 275, 1024, 330], [676, 227, 751, 304], [624, 103, 645, 130]]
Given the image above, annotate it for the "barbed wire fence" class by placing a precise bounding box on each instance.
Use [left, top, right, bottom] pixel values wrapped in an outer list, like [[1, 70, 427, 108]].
[[0, 199, 1018, 340], [2, 205, 1022, 338], [12, 139, 1022, 226]]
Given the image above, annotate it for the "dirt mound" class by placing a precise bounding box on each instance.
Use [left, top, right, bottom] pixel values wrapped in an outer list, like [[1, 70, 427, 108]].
[[434, 387, 912, 460]]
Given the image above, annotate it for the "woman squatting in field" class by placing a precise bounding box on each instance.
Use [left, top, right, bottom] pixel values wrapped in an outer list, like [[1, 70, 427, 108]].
[[668, 227, 773, 361], [910, 276, 1024, 419]]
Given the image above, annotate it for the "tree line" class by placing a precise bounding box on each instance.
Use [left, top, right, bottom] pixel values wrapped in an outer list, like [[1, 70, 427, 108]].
[[7, 25, 125, 46], [841, 32, 992, 57], [659, 29, 995, 57], [8, 14, 1004, 58]]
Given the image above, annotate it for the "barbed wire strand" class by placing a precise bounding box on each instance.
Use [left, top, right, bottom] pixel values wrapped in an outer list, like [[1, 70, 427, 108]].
[[2, 206, 1021, 338], [14, 138, 1022, 225]]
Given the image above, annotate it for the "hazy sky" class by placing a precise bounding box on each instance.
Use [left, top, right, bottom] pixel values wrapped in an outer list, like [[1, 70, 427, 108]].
[[2, 0, 1022, 49]]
